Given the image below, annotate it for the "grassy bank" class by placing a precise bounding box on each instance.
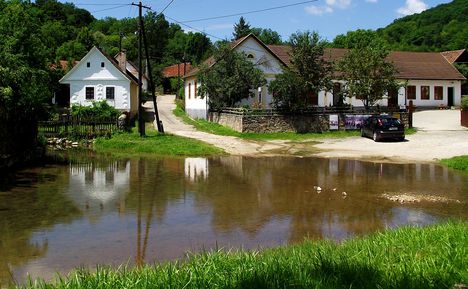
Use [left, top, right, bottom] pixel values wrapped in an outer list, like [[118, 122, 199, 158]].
[[25, 222, 467, 289], [440, 155, 468, 171], [174, 106, 416, 141], [94, 128, 224, 157]]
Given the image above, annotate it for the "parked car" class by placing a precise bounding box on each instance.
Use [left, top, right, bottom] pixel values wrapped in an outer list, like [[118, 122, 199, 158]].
[[361, 115, 405, 142]]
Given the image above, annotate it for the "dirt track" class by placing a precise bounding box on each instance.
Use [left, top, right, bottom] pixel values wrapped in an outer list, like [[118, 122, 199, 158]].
[[153, 95, 468, 163]]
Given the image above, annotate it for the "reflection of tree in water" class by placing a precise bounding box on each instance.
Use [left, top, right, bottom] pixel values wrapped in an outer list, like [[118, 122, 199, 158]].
[[0, 166, 81, 286], [191, 156, 467, 243]]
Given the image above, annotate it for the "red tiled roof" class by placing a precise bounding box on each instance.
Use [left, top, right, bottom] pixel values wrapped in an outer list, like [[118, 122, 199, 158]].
[[163, 63, 193, 78], [441, 49, 466, 63], [50, 60, 79, 71], [265, 46, 465, 81]]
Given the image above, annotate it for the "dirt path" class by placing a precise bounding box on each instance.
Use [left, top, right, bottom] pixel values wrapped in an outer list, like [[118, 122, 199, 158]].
[[151, 95, 468, 163], [150, 95, 288, 155]]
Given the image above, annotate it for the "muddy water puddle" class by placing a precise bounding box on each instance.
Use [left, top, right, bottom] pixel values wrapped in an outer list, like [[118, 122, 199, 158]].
[[1, 153, 467, 285]]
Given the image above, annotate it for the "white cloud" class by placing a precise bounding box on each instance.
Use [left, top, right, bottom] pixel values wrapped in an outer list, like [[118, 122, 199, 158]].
[[365, 0, 378, 3], [305, 5, 333, 15], [397, 0, 428, 15], [326, 0, 352, 9]]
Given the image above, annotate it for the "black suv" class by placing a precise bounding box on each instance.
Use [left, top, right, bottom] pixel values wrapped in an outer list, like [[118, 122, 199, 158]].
[[361, 115, 405, 142]]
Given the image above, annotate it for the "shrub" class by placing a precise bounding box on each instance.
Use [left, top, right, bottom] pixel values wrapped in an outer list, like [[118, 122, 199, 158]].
[[71, 101, 120, 118], [461, 96, 468, 109]]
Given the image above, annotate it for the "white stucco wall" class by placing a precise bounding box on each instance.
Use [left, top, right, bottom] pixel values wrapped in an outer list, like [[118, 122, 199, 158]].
[[185, 76, 208, 119], [68, 80, 131, 110], [60, 47, 134, 112], [397, 80, 462, 107]]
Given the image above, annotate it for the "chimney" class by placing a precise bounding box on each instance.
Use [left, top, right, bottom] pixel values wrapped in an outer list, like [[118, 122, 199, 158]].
[[118, 49, 127, 72]]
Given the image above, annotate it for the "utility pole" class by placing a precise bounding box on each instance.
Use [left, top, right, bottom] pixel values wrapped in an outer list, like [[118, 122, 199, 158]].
[[132, 2, 150, 137], [132, 1, 164, 134]]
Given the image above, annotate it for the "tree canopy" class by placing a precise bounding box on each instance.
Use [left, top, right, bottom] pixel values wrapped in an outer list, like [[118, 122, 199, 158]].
[[198, 44, 266, 108], [269, 31, 331, 110], [337, 39, 400, 109]]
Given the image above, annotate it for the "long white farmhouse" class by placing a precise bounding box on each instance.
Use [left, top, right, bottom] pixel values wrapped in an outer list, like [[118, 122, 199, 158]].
[[184, 34, 465, 119], [60, 46, 147, 116]]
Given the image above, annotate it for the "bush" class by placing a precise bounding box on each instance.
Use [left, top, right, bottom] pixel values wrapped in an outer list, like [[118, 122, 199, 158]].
[[461, 96, 468, 109], [71, 101, 120, 118]]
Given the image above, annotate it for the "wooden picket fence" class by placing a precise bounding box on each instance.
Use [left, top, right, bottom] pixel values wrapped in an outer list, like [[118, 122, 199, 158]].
[[38, 116, 120, 139]]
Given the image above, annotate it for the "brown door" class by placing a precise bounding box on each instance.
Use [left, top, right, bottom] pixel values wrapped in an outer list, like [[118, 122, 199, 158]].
[[448, 87, 454, 107], [388, 89, 398, 108], [333, 83, 341, 106]]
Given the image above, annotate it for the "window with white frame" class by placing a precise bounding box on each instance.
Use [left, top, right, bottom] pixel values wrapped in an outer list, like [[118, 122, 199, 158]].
[[85, 87, 94, 100]]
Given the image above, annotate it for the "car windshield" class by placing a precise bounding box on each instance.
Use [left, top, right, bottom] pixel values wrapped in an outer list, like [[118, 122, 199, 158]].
[[380, 118, 401, 126]]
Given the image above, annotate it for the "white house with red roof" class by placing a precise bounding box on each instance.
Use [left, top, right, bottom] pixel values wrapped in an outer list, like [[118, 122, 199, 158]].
[[60, 46, 146, 116], [184, 34, 465, 119]]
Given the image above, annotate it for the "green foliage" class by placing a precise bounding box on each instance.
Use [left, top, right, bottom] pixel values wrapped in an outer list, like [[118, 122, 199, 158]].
[[19, 222, 468, 289], [332, 29, 381, 49], [233, 16, 251, 40], [378, 0, 468, 51], [461, 96, 468, 109], [338, 38, 400, 109], [440, 155, 468, 171], [70, 101, 120, 118], [198, 43, 266, 108], [269, 31, 332, 110], [251, 28, 283, 45]]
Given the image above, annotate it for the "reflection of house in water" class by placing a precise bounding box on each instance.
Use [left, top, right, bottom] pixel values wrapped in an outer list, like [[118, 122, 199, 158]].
[[67, 160, 130, 214], [184, 158, 209, 182]]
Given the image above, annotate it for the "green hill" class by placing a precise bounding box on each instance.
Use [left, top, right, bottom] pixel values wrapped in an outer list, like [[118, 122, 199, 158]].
[[377, 0, 468, 52]]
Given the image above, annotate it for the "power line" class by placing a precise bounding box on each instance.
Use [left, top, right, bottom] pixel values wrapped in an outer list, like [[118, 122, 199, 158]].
[[166, 16, 273, 55], [90, 4, 131, 13], [177, 0, 319, 23], [158, 0, 176, 15]]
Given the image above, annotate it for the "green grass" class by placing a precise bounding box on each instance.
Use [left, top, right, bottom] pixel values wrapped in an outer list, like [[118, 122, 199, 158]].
[[440, 155, 468, 171], [94, 126, 224, 157], [22, 222, 467, 289]]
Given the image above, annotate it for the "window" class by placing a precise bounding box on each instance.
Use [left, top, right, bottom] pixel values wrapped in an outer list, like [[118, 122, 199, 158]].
[[86, 62, 90, 68], [101, 62, 105, 68], [406, 85, 416, 100], [421, 86, 430, 100], [106, 87, 115, 100], [194, 81, 197, 98], [434, 86, 443, 100], [85, 87, 94, 100], [188, 83, 191, 99]]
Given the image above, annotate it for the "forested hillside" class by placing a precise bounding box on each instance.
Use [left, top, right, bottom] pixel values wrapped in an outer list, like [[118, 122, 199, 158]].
[[332, 0, 468, 52], [378, 0, 468, 51]]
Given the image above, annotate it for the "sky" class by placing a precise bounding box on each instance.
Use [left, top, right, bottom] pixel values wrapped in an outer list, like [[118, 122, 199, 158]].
[[62, 0, 452, 42]]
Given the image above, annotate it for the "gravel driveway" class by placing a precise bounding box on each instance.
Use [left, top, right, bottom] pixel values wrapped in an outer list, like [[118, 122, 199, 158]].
[[314, 110, 468, 163]]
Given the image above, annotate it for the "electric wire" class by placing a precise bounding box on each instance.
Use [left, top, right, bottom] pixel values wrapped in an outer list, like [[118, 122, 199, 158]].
[[90, 4, 131, 13], [177, 0, 319, 23], [158, 0, 176, 15]]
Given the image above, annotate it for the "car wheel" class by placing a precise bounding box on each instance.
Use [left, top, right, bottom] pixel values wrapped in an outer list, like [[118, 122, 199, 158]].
[[373, 131, 380, 142], [399, 136, 405, 142]]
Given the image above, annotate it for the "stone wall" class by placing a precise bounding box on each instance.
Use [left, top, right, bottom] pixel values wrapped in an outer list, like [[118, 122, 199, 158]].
[[208, 110, 410, 133]]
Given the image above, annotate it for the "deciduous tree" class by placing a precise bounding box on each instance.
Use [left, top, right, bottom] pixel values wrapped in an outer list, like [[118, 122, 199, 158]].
[[338, 39, 400, 109], [198, 44, 266, 108], [269, 31, 332, 110]]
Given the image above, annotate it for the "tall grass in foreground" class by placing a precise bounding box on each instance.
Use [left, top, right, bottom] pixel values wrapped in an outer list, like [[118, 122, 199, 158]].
[[23, 222, 467, 289]]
